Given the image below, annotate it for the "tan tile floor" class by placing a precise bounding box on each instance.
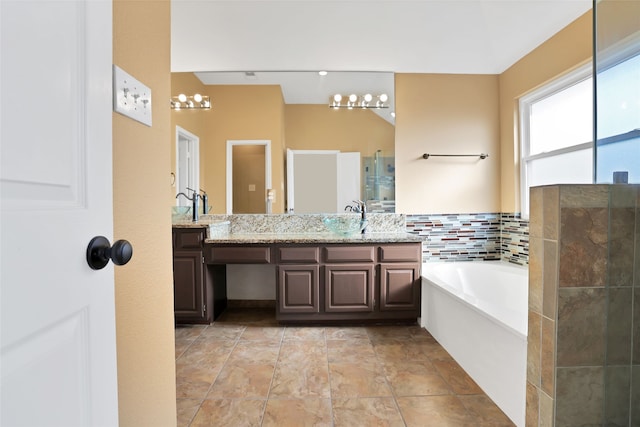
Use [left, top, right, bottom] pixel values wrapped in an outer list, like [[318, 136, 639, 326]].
[[176, 308, 514, 427]]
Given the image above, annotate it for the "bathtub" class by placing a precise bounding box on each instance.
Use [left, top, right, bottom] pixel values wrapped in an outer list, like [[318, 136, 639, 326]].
[[421, 261, 528, 427]]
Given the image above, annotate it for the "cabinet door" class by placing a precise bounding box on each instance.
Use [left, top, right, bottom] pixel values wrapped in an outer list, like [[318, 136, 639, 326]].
[[173, 250, 206, 322], [278, 265, 320, 314], [379, 263, 420, 311], [324, 264, 374, 313]]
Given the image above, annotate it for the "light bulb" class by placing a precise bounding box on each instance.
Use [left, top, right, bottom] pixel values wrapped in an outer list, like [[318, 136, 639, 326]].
[[333, 94, 342, 103], [364, 94, 373, 103], [349, 94, 357, 103], [379, 94, 388, 103], [318, 71, 328, 76], [178, 93, 187, 103], [193, 93, 203, 103]]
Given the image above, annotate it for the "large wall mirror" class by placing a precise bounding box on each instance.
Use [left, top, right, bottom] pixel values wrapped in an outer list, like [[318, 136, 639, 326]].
[[171, 71, 395, 215]]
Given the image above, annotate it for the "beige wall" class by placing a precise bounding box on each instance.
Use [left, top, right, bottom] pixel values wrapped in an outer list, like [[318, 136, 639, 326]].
[[113, 1, 176, 425], [395, 73, 500, 214], [596, 0, 640, 52], [498, 11, 593, 212], [395, 12, 593, 215], [285, 104, 394, 156]]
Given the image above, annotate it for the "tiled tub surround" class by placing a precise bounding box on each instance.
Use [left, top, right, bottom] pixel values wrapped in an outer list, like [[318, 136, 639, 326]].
[[526, 184, 640, 427], [405, 213, 529, 264]]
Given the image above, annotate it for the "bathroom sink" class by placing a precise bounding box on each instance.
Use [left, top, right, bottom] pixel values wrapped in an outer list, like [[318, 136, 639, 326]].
[[171, 206, 191, 219], [322, 216, 368, 236]]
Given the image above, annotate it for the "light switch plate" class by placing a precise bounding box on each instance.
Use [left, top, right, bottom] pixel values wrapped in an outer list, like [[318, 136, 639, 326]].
[[113, 65, 152, 127]]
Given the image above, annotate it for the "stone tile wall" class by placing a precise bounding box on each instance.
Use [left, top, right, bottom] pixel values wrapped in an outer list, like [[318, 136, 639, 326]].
[[526, 184, 640, 426]]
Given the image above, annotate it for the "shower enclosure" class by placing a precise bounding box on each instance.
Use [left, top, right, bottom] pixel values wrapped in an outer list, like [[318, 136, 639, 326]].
[[594, 0, 640, 425], [363, 149, 396, 212]]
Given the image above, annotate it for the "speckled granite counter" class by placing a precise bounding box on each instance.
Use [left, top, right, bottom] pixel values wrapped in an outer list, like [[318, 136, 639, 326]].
[[203, 232, 422, 244], [172, 213, 423, 244]]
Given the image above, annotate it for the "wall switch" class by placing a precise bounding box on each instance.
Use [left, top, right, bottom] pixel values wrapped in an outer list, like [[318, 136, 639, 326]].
[[248, 184, 256, 192], [113, 65, 152, 127]]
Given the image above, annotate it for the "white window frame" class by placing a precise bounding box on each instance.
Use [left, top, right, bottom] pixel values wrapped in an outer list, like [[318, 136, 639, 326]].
[[519, 63, 593, 218]]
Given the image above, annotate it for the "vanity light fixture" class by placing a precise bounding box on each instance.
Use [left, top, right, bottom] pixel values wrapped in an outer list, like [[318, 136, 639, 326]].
[[329, 93, 389, 109], [171, 93, 211, 110]]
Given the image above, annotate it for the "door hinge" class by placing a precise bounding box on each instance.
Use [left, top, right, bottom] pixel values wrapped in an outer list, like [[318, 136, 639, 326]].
[[203, 304, 207, 313], [202, 256, 205, 264]]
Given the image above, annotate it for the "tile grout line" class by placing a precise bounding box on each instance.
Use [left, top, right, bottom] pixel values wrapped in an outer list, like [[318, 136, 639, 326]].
[[258, 324, 287, 426], [186, 323, 245, 427]]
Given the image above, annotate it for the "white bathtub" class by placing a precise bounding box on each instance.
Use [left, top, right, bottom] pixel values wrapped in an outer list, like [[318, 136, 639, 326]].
[[421, 261, 528, 427]]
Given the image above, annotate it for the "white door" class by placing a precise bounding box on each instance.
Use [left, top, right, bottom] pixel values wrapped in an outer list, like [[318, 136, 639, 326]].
[[1, 1, 119, 426], [175, 126, 200, 206]]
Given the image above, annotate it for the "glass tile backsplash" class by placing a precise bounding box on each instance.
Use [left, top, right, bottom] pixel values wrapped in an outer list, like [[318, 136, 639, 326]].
[[406, 213, 529, 265]]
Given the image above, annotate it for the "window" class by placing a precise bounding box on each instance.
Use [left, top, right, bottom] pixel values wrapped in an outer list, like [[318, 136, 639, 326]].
[[519, 65, 594, 217]]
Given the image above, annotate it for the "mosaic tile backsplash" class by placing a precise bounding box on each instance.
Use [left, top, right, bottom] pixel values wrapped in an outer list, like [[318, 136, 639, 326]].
[[406, 212, 529, 265]]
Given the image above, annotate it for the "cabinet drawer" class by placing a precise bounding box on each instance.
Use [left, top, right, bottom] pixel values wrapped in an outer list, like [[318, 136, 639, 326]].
[[206, 246, 271, 264], [279, 246, 320, 263], [324, 246, 375, 263], [379, 243, 421, 262], [173, 228, 205, 250]]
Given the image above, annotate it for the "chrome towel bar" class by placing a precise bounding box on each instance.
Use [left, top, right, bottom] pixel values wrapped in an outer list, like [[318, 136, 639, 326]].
[[422, 153, 489, 160]]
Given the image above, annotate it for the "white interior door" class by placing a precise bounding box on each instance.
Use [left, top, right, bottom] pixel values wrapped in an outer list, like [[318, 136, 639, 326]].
[[1, 1, 119, 425], [337, 152, 361, 210], [176, 126, 200, 204]]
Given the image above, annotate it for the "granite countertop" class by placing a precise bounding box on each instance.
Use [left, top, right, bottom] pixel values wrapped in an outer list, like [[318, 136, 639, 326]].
[[203, 232, 423, 244], [171, 221, 215, 229], [171, 213, 423, 244]]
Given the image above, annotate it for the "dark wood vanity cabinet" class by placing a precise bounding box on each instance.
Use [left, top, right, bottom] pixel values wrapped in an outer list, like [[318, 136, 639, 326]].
[[275, 242, 422, 323], [172, 228, 226, 324], [185, 235, 421, 323]]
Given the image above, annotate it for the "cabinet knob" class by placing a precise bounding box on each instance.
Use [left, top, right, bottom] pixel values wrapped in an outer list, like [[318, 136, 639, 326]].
[[86, 236, 133, 270]]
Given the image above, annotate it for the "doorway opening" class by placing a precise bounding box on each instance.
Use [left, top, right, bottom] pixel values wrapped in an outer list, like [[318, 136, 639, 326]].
[[226, 140, 272, 214]]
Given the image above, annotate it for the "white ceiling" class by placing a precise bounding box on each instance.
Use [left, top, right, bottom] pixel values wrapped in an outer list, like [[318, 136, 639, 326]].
[[171, 0, 592, 115]]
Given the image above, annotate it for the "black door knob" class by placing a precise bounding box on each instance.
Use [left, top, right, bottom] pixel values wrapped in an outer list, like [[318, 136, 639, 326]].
[[86, 236, 133, 270]]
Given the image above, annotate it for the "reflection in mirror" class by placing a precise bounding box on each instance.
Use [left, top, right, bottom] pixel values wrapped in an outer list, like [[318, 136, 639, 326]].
[[172, 71, 395, 214]]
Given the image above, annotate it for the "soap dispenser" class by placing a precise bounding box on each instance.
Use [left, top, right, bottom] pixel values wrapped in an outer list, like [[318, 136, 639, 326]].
[[191, 192, 199, 222], [200, 189, 208, 215]]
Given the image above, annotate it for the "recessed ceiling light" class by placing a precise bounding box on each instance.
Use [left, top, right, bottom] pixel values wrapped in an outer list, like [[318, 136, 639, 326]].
[[318, 71, 328, 76]]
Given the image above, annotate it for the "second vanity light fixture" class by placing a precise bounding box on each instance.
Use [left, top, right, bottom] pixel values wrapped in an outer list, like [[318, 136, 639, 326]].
[[329, 93, 389, 110], [170, 93, 211, 110]]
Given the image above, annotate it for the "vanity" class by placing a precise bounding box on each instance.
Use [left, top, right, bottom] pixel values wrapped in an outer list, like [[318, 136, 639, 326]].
[[172, 214, 423, 324]]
